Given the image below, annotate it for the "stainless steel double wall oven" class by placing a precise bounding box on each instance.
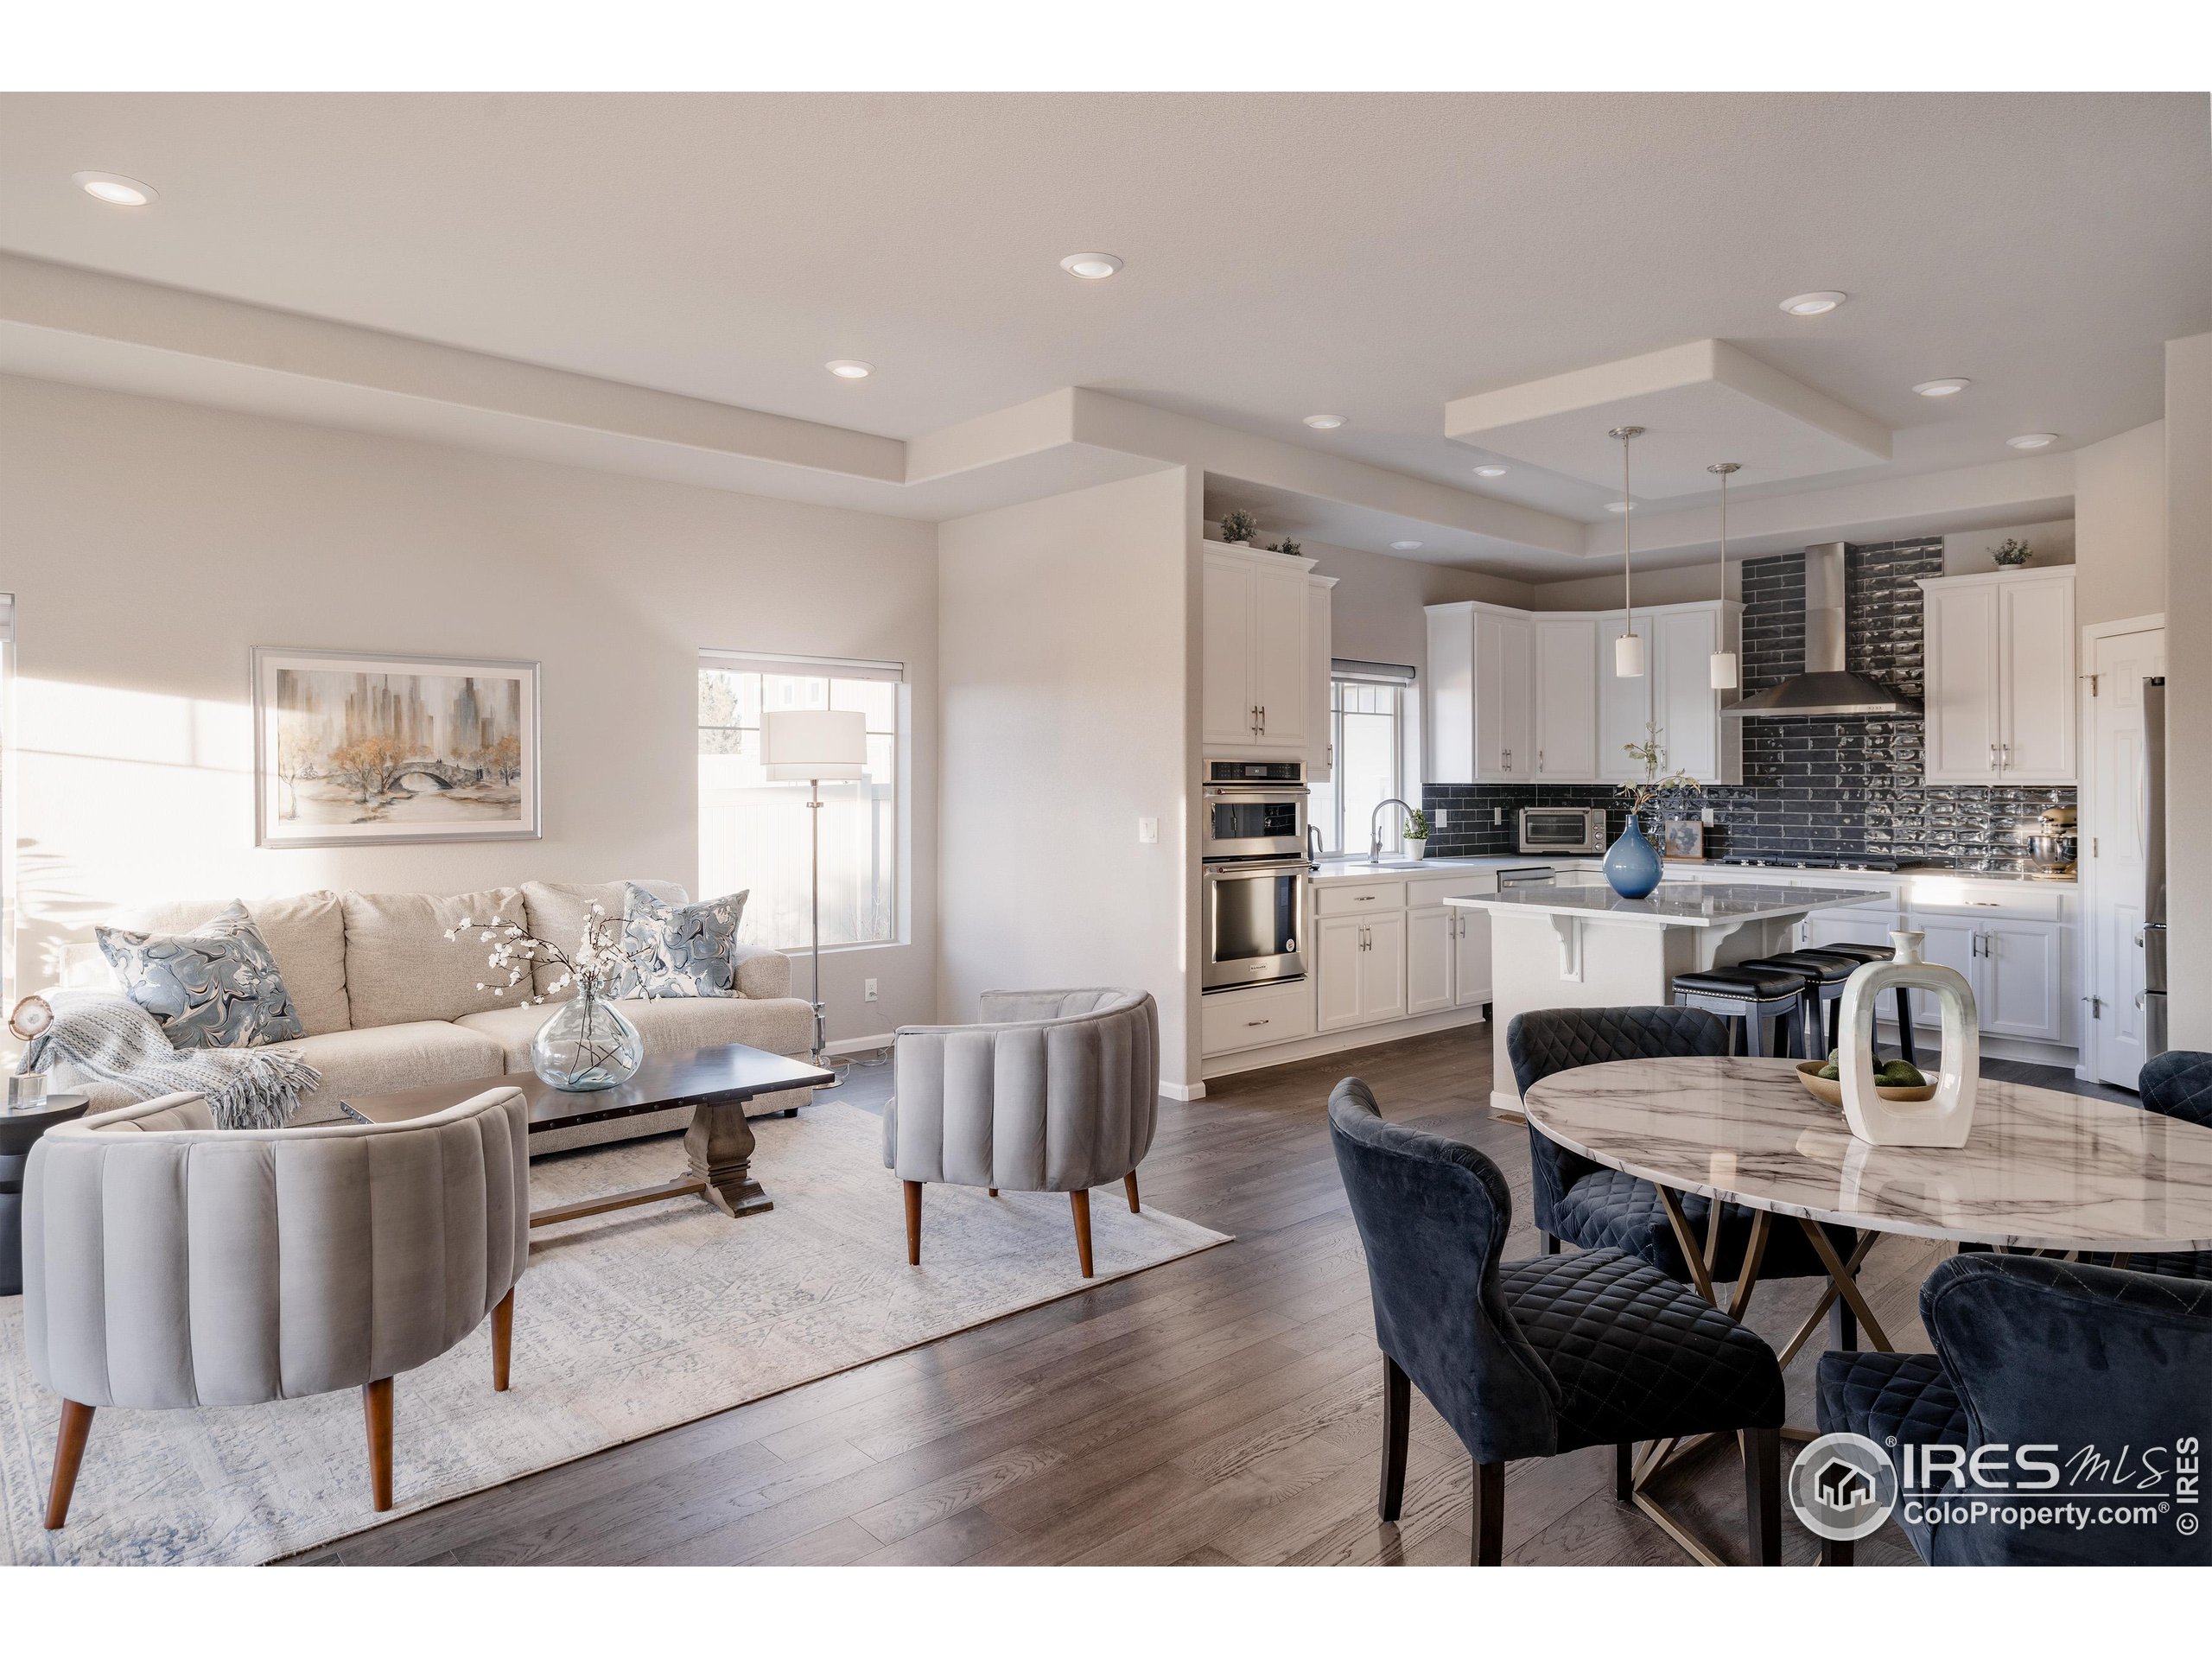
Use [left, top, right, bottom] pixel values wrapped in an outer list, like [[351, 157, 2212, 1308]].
[[1202, 759, 1309, 993]]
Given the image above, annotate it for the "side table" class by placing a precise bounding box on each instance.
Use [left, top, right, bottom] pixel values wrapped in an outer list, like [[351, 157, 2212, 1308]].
[[1, 1093, 91, 1296]]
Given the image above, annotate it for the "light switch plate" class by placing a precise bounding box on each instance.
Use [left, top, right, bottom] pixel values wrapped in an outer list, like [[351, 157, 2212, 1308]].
[[1137, 817, 1159, 844], [1702, 807, 1717, 825], [1493, 808, 1503, 826], [1433, 810, 1447, 828], [864, 978, 879, 1002]]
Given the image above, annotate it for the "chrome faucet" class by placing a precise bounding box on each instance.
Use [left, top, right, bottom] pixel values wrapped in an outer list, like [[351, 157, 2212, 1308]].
[[1370, 798, 1416, 861]]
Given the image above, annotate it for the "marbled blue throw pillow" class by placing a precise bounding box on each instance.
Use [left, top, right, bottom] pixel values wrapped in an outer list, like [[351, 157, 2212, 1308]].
[[96, 901, 306, 1050], [618, 883, 749, 998]]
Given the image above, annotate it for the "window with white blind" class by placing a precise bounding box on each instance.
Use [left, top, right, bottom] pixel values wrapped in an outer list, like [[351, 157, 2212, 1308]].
[[697, 652, 902, 951], [1310, 661, 1414, 856]]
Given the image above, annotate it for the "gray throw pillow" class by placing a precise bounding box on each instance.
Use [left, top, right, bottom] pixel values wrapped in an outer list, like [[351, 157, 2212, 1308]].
[[619, 883, 749, 998], [96, 900, 307, 1050]]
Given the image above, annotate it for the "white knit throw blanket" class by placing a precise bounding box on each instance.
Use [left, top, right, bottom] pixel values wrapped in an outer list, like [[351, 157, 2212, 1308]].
[[14, 990, 321, 1130]]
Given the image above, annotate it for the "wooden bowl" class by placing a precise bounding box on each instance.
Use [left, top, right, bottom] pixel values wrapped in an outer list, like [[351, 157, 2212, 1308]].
[[1794, 1060, 1938, 1107]]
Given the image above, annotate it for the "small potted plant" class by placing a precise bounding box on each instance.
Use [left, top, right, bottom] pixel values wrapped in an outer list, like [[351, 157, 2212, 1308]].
[[1217, 508, 1257, 545], [1989, 537, 2033, 569], [1402, 808, 1431, 861], [1267, 538, 1303, 557]]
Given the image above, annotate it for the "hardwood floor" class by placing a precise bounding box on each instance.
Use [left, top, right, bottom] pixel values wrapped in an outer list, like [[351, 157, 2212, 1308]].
[[291, 1024, 2112, 1567]]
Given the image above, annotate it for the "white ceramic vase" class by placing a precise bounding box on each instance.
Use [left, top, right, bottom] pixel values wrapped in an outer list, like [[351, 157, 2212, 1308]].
[[1835, 930, 1980, 1147]]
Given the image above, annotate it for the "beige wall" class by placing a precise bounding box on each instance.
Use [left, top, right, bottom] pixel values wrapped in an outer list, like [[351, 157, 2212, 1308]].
[[937, 467, 1198, 1085], [1526, 560, 1736, 613], [1303, 540, 1534, 671], [2165, 336, 2212, 1049], [2075, 422, 2170, 628], [0, 372, 938, 1044]]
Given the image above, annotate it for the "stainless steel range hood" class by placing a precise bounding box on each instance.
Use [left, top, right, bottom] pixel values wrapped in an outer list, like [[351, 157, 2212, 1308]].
[[1722, 543, 1923, 718]]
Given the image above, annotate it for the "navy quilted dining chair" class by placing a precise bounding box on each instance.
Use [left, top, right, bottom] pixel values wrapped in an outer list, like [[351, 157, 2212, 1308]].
[[1327, 1077, 1786, 1564], [1817, 1253, 2212, 1566], [1509, 1007, 1864, 1322], [2079, 1049, 2212, 1280]]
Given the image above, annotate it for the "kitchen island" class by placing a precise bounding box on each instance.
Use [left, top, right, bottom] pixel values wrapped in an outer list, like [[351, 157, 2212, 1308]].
[[1445, 879, 1883, 1117]]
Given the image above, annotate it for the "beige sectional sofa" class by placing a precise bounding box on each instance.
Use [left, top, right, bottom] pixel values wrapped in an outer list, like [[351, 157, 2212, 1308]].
[[50, 880, 815, 1152]]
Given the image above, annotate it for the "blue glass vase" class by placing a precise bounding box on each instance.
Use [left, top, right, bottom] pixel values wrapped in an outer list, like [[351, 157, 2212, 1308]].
[[1603, 813, 1664, 899]]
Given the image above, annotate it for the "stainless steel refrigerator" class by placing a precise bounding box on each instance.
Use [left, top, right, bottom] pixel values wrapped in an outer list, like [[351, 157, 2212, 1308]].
[[2145, 677, 2169, 1060]]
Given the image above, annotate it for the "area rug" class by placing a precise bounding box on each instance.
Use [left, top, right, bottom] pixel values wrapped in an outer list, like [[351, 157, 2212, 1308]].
[[0, 1100, 1229, 1566]]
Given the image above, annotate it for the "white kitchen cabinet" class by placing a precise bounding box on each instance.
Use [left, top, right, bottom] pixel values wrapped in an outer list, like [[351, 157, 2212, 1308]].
[[1407, 904, 1456, 1015], [1316, 912, 1407, 1032], [1202, 542, 1316, 757], [1306, 573, 1337, 781], [1653, 606, 1740, 785], [1597, 613, 1654, 783], [1917, 569, 2075, 785], [1531, 615, 1599, 780], [1199, 978, 1316, 1057], [1424, 602, 1533, 783], [1452, 905, 1492, 1007], [1976, 919, 2070, 1043]]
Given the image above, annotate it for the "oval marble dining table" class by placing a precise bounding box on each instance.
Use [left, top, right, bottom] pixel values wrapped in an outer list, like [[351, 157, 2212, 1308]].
[[1522, 1054, 2212, 1357]]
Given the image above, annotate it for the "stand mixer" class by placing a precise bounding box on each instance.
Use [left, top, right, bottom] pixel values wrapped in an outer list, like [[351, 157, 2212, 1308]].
[[2019, 805, 2078, 878]]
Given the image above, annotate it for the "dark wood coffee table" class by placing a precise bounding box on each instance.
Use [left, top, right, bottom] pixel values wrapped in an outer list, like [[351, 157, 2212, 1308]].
[[340, 1045, 832, 1228]]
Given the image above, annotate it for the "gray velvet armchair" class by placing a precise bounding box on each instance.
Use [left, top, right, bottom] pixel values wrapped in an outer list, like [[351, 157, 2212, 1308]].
[[23, 1085, 530, 1529], [884, 988, 1158, 1276]]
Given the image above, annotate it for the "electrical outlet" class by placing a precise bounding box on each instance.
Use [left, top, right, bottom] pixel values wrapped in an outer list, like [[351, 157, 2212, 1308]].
[[1701, 807, 1716, 826], [1137, 817, 1159, 843], [1433, 810, 1447, 828], [864, 978, 879, 1002]]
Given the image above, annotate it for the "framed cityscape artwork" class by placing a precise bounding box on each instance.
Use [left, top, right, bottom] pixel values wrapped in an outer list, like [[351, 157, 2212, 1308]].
[[253, 647, 541, 847]]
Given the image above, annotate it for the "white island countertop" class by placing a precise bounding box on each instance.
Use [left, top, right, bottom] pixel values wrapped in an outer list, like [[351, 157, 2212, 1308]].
[[1451, 875, 1885, 929], [1446, 880, 1885, 928]]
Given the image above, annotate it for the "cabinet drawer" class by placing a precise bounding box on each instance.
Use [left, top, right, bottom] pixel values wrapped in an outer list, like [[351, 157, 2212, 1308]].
[[1200, 979, 1316, 1056], [1904, 880, 2065, 922], [1314, 880, 1406, 914], [1407, 870, 1499, 902]]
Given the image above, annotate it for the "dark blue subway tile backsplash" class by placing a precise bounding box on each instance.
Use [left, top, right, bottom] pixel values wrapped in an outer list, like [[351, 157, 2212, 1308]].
[[1421, 538, 2072, 867]]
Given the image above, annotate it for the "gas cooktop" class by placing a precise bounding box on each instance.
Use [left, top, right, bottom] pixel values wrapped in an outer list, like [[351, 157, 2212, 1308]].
[[1713, 855, 1924, 874]]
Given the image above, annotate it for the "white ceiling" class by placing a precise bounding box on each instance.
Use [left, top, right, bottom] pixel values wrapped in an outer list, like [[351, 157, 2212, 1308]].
[[1, 91, 2206, 532]]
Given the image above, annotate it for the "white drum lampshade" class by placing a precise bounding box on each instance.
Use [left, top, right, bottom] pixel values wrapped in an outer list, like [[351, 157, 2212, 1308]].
[[1710, 650, 1739, 690], [761, 709, 868, 781], [1613, 631, 1646, 678]]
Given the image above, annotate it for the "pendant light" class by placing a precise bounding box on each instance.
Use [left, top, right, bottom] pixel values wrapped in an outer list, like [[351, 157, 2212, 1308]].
[[1610, 425, 1646, 677], [1707, 461, 1741, 690]]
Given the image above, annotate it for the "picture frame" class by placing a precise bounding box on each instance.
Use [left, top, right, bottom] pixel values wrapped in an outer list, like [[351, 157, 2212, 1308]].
[[1661, 817, 1706, 861], [252, 647, 541, 848]]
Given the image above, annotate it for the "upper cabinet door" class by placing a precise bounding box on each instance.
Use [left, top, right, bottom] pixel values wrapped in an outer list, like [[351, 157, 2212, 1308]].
[[1653, 607, 1724, 784], [1249, 559, 1311, 754], [1922, 582, 2001, 782], [1306, 575, 1336, 782], [1425, 607, 1477, 785], [1998, 575, 2076, 782], [1597, 610, 1654, 783], [1531, 616, 1599, 781], [1201, 551, 1259, 751], [1477, 610, 1533, 779]]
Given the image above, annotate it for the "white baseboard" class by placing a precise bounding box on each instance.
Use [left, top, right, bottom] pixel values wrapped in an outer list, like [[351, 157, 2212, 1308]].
[[827, 1033, 896, 1057], [1160, 1079, 1208, 1101]]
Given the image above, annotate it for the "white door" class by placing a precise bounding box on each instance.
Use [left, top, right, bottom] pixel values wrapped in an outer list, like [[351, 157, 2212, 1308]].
[[1406, 905, 1455, 1015], [1250, 561, 1310, 753], [1315, 916, 1368, 1032], [2086, 626, 2166, 1087], [1360, 913, 1408, 1025], [1980, 921, 2068, 1043], [1532, 617, 1599, 781], [1999, 576, 2076, 781], [1654, 607, 1721, 783], [1597, 611, 1654, 782], [1453, 907, 1493, 1007], [1306, 576, 1334, 781], [1201, 554, 1257, 750], [1908, 915, 1982, 1028], [1923, 584, 2001, 782], [1477, 611, 1533, 779]]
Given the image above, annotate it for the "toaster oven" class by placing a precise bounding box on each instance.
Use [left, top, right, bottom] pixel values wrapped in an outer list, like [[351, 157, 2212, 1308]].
[[1517, 806, 1607, 855]]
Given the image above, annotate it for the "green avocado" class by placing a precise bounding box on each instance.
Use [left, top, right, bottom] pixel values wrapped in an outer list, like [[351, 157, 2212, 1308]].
[[1816, 1063, 1841, 1081], [1879, 1060, 1928, 1087]]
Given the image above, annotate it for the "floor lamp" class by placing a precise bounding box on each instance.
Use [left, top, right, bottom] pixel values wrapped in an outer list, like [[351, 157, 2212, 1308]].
[[760, 707, 868, 1087]]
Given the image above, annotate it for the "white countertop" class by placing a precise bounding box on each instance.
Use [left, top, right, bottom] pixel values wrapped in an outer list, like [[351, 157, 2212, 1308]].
[[1309, 855, 1550, 886], [1446, 879, 1885, 928]]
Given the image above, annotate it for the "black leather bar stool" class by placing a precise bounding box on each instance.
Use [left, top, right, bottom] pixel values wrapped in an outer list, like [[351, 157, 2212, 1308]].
[[1671, 963, 1813, 1058], [1808, 942, 1918, 1066], [1738, 950, 1859, 1055]]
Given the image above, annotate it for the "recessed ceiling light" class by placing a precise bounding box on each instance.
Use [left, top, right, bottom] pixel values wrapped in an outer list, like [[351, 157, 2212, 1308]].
[[1472, 465, 1509, 478], [2006, 432, 2059, 450], [1389, 540, 1423, 551], [73, 170, 156, 207], [1303, 414, 1347, 430], [1605, 501, 1637, 513], [1780, 290, 1847, 316], [1059, 252, 1122, 280], [825, 359, 873, 379], [1913, 378, 1971, 397]]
